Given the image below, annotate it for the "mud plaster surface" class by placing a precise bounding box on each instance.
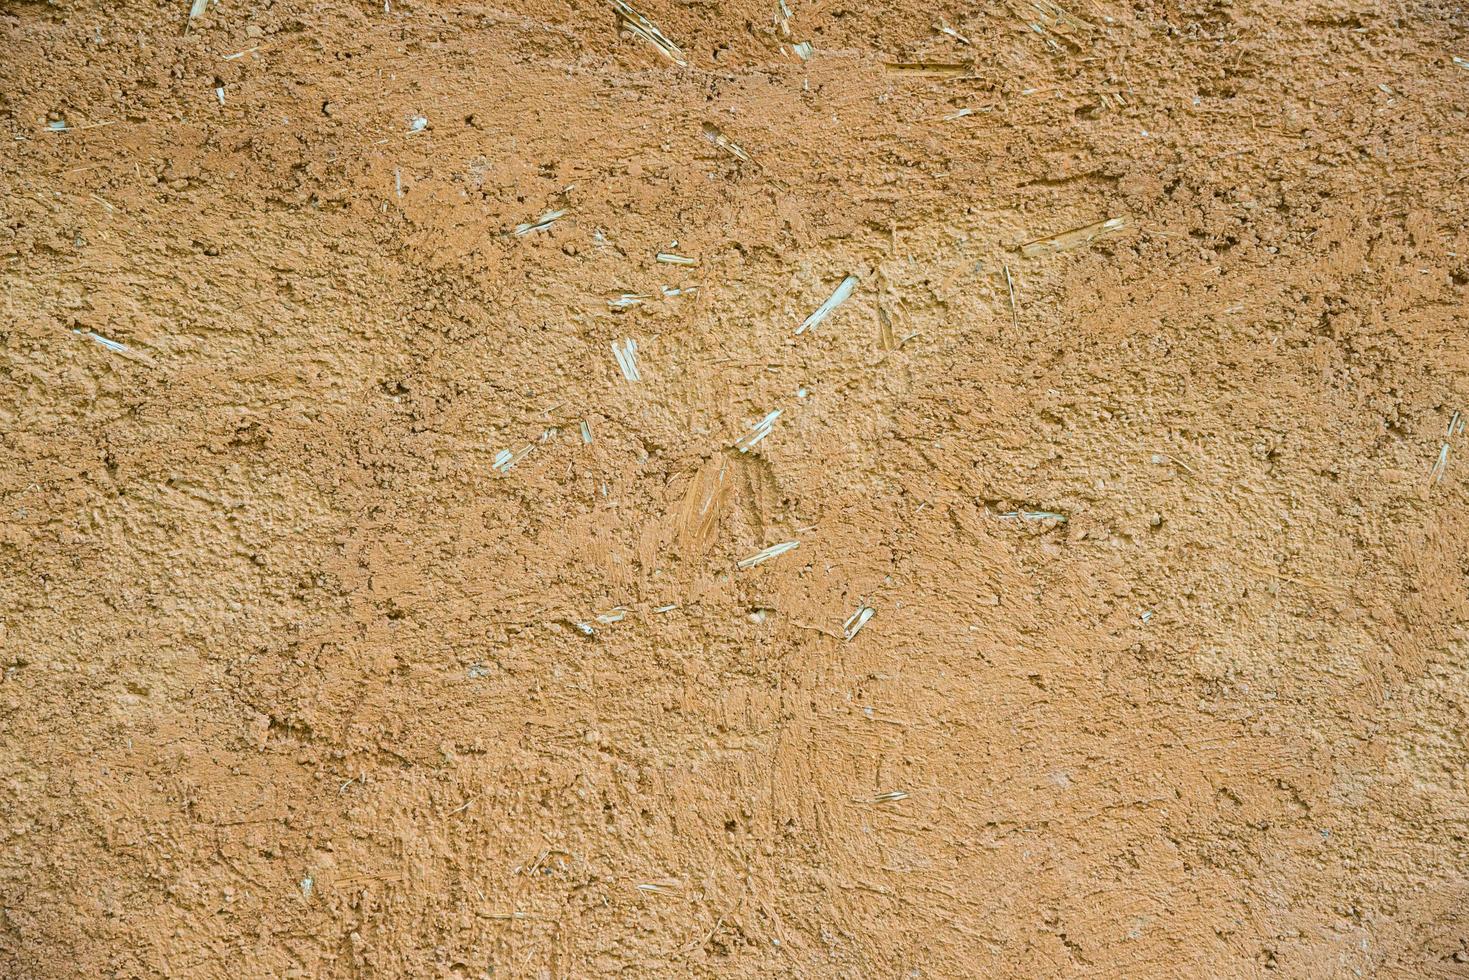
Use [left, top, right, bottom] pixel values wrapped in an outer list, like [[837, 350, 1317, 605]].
[[4, 0, 1469, 975]]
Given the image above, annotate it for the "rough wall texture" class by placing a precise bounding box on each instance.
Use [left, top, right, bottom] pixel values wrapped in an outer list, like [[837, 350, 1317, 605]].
[[3, 0, 1469, 975]]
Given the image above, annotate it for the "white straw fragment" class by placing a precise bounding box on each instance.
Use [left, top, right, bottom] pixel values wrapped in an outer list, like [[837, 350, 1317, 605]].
[[1455, 56, 1469, 70], [656, 252, 698, 266], [1003, 262, 1019, 327], [515, 209, 565, 237], [215, 86, 226, 105], [654, 603, 678, 613], [1020, 216, 1129, 258], [188, 0, 208, 19], [936, 19, 970, 44], [843, 605, 874, 641], [492, 444, 536, 473], [612, 339, 641, 382], [870, 790, 909, 803], [999, 509, 1068, 522], [580, 420, 593, 444], [72, 329, 154, 365], [43, 119, 117, 133], [596, 606, 628, 624], [608, 293, 652, 310], [610, 0, 688, 66], [793, 41, 813, 61], [75, 330, 130, 355], [737, 540, 800, 569], [796, 274, 858, 334], [734, 410, 780, 453], [702, 123, 750, 162], [636, 878, 682, 894], [1430, 442, 1451, 485]]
